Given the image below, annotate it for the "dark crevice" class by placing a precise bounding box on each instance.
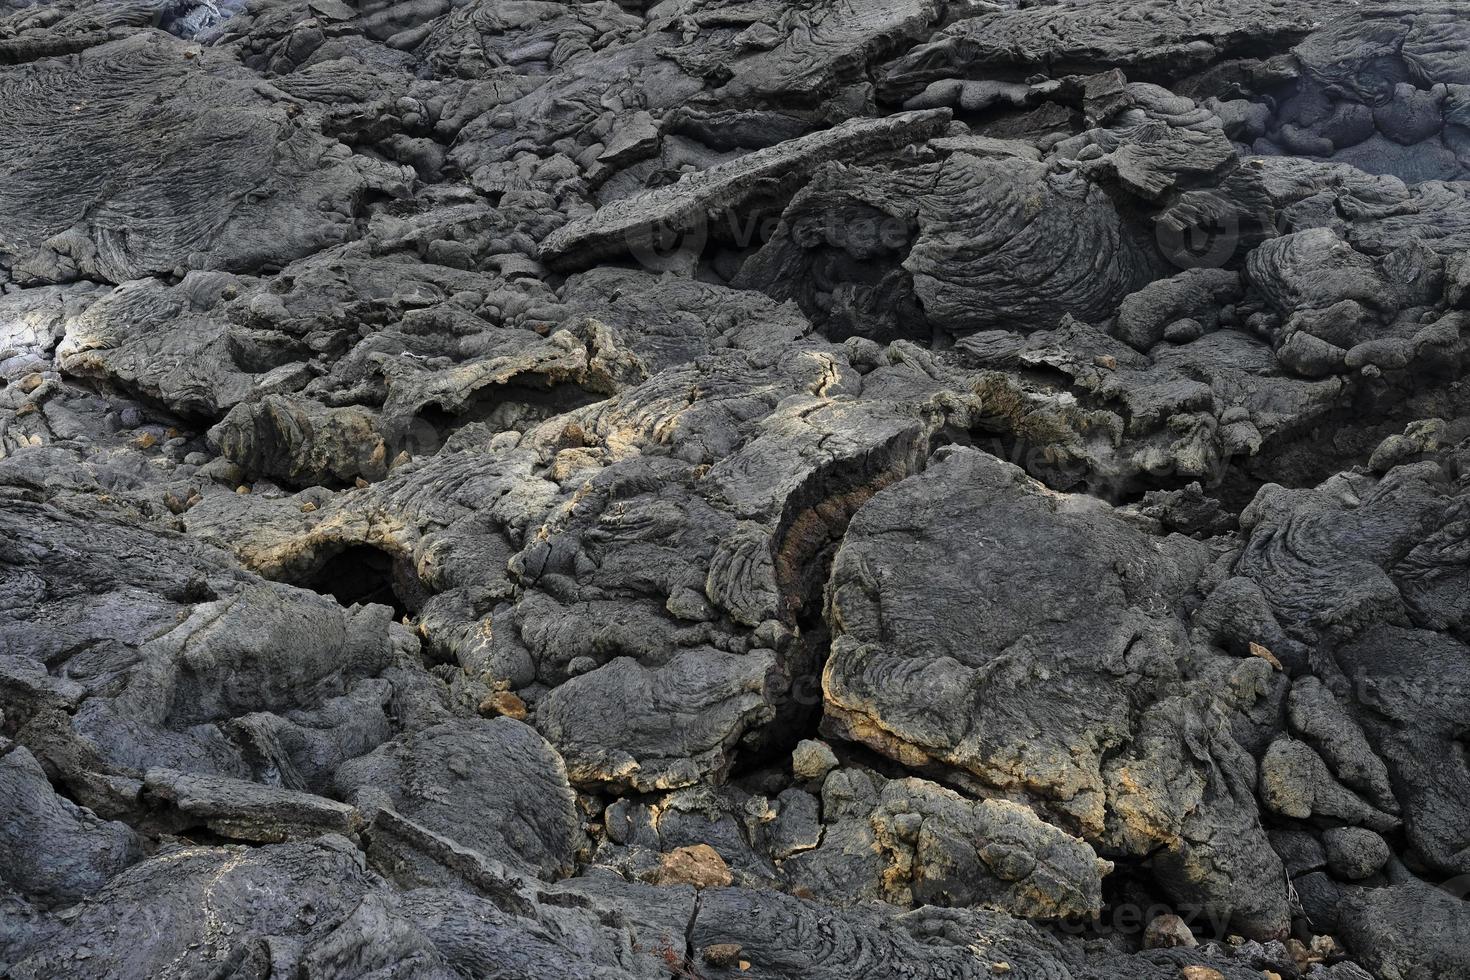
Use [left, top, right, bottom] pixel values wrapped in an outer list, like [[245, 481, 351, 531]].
[[1046, 857, 1227, 945], [731, 430, 932, 778], [295, 544, 423, 619]]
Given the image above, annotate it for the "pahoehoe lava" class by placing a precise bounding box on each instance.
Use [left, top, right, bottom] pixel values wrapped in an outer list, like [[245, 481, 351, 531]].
[[2, 0, 1470, 978]]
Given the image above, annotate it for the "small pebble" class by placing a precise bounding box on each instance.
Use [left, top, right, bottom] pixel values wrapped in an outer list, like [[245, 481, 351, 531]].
[[701, 943, 741, 967], [1144, 913, 1197, 949], [791, 739, 838, 781], [479, 691, 528, 720]]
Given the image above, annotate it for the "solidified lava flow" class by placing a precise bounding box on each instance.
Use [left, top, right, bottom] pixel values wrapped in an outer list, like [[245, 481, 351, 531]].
[[2, 1, 1469, 977]]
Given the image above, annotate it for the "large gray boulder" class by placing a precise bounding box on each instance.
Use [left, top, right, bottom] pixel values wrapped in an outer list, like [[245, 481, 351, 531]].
[[823, 447, 1289, 937]]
